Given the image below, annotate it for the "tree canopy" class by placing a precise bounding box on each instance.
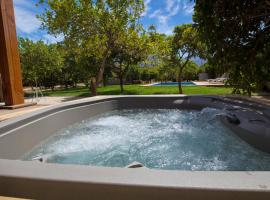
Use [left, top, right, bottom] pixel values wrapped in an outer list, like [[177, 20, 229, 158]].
[[194, 0, 270, 95], [19, 38, 63, 90], [170, 24, 205, 93], [38, 0, 144, 95], [17, 1, 270, 96]]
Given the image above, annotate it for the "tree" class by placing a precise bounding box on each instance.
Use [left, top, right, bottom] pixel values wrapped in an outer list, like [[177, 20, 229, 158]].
[[60, 44, 89, 88], [140, 67, 159, 82], [199, 62, 220, 79], [126, 64, 141, 82], [19, 38, 63, 90], [138, 26, 172, 83], [194, 0, 270, 96], [144, 26, 170, 69], [110, 29, 149, 92], [182, 61, 199, 81], [158, 63, 177, 82], [38, 0, 144, 96], [171, 24, 204, 94]]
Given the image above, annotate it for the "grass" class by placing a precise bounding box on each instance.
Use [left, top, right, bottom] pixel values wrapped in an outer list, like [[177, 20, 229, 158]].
[[39, 85, 233, 97]]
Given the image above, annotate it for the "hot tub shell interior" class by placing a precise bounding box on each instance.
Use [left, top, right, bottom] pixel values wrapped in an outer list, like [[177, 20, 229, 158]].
[[0, 96, 270, 200]]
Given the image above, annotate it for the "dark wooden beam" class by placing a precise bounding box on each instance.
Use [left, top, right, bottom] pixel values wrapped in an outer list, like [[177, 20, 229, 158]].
[[0, 0, 24, 106]]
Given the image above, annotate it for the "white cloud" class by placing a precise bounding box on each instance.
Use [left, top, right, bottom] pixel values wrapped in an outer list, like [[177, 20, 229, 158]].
[[14, 6, 41, 34], [157, 23, 174, 35], [149, 9, 171, 34], [142, 0, 152, 17], [13, 0, 41, 34], [157, 15, 169, 25], [182, 1, 194, 15], [166, 0, 180, 17], [147, 0, 194, 35], [13, 0, 63, 44], [156, 15, 174, 35], [43, 34, 64, 44], [149, 9, 162, 18], [152, 13, 173, 35], [166, 0, 194, 16], [169, 3, 180, 16], [166, 0, 174, 13]]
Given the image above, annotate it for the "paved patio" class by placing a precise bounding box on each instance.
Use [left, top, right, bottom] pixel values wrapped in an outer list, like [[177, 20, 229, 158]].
[[142, 81, 225, 86], [192, 81, 224, 86], [0, 96, 84, 122], [0, 197, 27, 200]]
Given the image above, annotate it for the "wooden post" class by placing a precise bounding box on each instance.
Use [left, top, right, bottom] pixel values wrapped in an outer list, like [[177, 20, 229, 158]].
[[0, 0, 24, 106], [0, 73, 3, 102]]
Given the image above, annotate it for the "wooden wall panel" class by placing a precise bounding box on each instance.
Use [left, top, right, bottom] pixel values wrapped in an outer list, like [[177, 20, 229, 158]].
[[0, 0, 24, 106]]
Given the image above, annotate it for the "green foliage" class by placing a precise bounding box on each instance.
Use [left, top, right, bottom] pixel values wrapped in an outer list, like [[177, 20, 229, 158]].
[[194, 0, 270, 95], [125, 65, 141, 82], [158, 62, 177, 82], [143, 27, 171, 69], [38, 0, 145, 95], [170, 24, 205, 93], [182, 61, 199, 80], [108, 29, 149, 92], [199, 62, 219, 79], [59, 44, 88, 88], [139, 67, 159, 81], [19, 37, 63, 89]]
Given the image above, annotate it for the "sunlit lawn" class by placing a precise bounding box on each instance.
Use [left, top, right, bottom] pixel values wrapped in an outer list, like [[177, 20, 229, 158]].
[[40, 85, 233, 97]]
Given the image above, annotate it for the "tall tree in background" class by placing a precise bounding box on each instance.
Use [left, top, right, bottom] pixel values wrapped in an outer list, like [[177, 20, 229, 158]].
[[110, 29, 149, 93], [194, 0, 270, 96], [38, 0, 144, 95], [171, 24, 204, 94], [142, 26, 171, 83], [145, 26, 170, 69], [19, 38, 63, 90], [60, 44, 89, 88]]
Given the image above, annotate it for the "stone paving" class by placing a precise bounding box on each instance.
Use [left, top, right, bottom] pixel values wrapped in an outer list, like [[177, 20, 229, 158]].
[[142, 81, 225, 86], [0, 96, 84, 122]]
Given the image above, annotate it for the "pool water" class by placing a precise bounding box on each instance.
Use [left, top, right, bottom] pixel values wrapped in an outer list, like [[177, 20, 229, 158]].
[[153, 82, 196, 86], [24, 109, 270, 171]]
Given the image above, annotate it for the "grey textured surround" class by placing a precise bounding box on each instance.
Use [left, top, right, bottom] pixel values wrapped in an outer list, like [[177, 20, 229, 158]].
[[0, 95, 270, 200]]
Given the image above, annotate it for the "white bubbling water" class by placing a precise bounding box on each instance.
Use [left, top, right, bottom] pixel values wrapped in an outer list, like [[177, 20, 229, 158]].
[[24, 108, 270, 171]]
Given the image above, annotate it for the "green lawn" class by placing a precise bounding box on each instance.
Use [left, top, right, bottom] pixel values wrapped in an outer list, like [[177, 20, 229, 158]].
[[40, 85, 233, 97]]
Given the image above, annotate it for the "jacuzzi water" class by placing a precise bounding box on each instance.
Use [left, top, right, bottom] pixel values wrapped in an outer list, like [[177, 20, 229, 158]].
[[24, 108, 270, 171]]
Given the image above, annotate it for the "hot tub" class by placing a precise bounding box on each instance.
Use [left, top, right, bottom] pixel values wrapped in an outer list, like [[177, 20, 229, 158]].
[[0, 95, 270, 199]]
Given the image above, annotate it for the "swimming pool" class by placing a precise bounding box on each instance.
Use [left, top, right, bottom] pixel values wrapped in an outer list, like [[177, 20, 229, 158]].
[[152, 82, 196, 86]]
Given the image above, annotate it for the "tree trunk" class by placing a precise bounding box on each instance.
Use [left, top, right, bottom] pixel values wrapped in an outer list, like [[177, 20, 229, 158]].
[[97, 52, 109, 85], [178, 69, 183, 94], [247, 85, 252, 97], [90, 77, 97, 96], [119, 74, 124, 93], [103, 75, 107, 87], [51, 73, 54, 91], [119, 63, 124, 93], [91, 51, 108, 97], [177, 57, 191, 94]]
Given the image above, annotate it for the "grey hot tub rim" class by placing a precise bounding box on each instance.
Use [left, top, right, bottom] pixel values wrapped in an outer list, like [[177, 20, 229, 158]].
[[0, 95, 270, 156], [1, 95, 270, 200]]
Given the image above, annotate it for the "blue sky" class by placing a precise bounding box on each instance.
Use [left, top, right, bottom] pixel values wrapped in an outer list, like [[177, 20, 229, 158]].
[[13, 0, 194, 43]]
